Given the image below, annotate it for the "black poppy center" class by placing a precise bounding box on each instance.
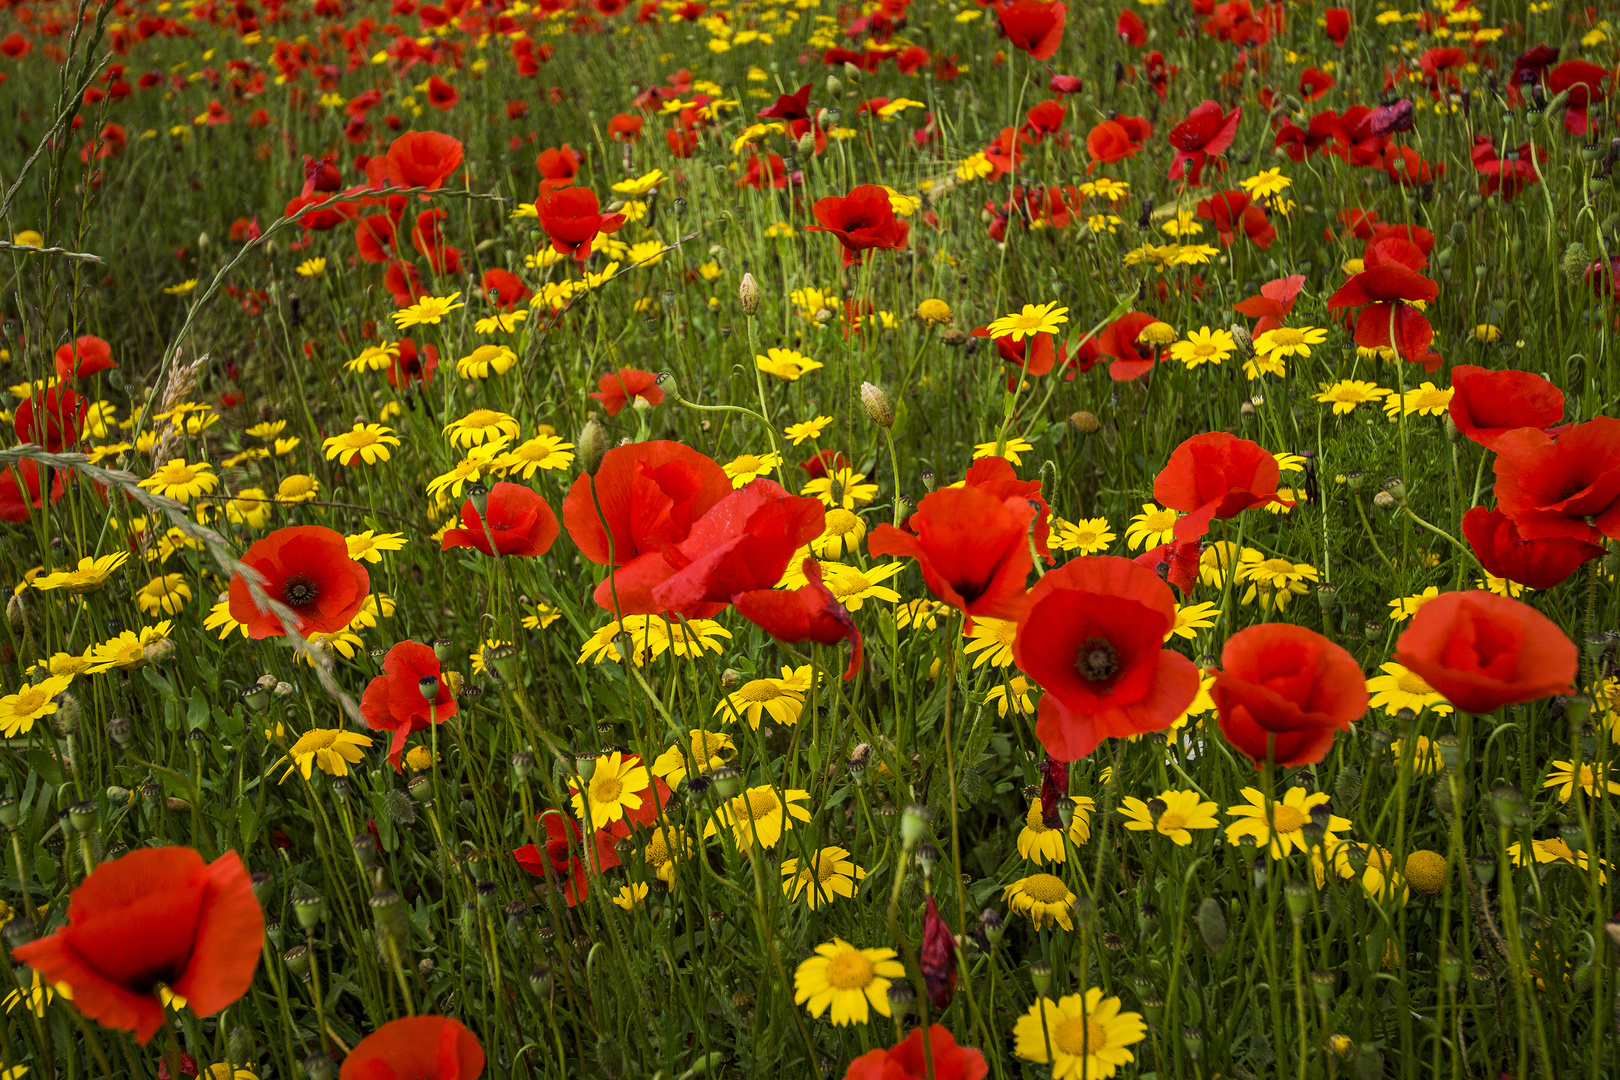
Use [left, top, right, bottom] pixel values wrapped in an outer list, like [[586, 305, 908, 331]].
[[1077, 637, 1119, 682], [283, 576, 320, 608]]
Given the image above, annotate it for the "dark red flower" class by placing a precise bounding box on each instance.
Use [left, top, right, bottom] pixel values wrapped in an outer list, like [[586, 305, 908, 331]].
[[589, 367, 664, 416], [1462, 506, 1603, 592], [1211, 623, 1366, 768], [845, 1025, 989, 1080], [1446, 365, 1564, 450], [1299, 65, 1335, 100], [734, 558, 863, 681], [1, 32, 32, 58], [538, 186, 625, 262], [807, 185, 909, 266], [869, 484, 1034, 629], [1116, 7, 1146, 45], [1324, 7, 1350, 45], [361, 640, 459, 767], [961, 454, 1052, 559], [1393, 591, 1577, 714], [383, 130, 464, 191], [14, 384, 86, 453], [1012, 556, 1200, 760], [1153, 432, 1285, 542], [1325, 262, 1442, 371], [339, 1015, 485, 1080], [228, 526, 370, 640], [1167, 100, 1241, 184], [1022, 99, 1067, 140], [481, 267, 531, 310], [424, 75, 459, 110], [13, 847, 262, 1045], [1491, 418, 1620, 542], [441, 483, 559, 557], [0, 460, 65, 522], [920, 895, 956, 1013], [54, 335, 116, 381], [1549, 59, 1612, 136], [1196, 190, 1274, 248], [1381, 144, 1441, 187], [757, 83, 812, 121], [996, 0, 1066, 60]]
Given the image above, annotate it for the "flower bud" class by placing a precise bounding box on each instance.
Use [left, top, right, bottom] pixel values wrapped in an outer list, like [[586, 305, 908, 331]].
[[859, 381, 894, 428], [407, 775, 434, 804], [899, 803, 930, 848], [1069, 410, 1100, 433], [577, 418, 608, 475], [1028, 960, 1052, 996], [709, 766, 742, 799], [738, 272, 761, 316]]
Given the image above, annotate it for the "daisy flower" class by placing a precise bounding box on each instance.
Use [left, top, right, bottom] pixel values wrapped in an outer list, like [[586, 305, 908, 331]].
[[271, 729, 373, 783], [1016, 796, 1094, 864], [811, 508, 866, 558], [443, 408, 520, 448], [973, 437, 1035, 466], [1124, 503, 1180, 551], [1118, 790, 1220, 846], [1168, 326, 1235, 369], [0, 675, 74, 738], [784, 416, 833, 445], [722, 451, 781, 487], [138, 459, 217, 503], [792, 939, 904, 1026], [569, 751, 652, 828], [715, 666, 810, 728], [346, 531, 407, 563], [498, 435, 576, 477], [652, 729, 737, 789], [32, 553, 128, 594], [705, 784, 812, 849], [1013, 989, 1147, 1080], [392, 291, 465, 329], [1225, 786, 1350, 859], [780, 846, 867, 909], [800, 469, 877, 510], [323, 423, 400, 466], [986, 301, 1069, 342], [1366, 662, 1453, 716], [1003, 873, 1076, 929], [1051, 517, 1114, 555]]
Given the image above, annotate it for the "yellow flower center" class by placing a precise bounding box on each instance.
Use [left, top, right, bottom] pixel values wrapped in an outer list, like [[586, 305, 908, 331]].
[[813, 852, 841, 884], [346, 429, 379, 446], [737, 681, 784, 703], [1260, 558, 1295, 578], [292, 729, 341, 753], [1271, 805, 1308, 832], [591, 775, 624, 804], [1054, 1016, 1111, 1055], [1395, 669, 1436, 695], [1021, 873, 1070, 904], [1159, 811, 1187, 832], [646, 832, 671, 864], [9, 688, 49, 714], [825, 950, 874, 990], [157, 464, 198, 483], [1141, 510, 1176, 531], [1268, 329, 1306, 347], [462, 409, 504, 429], [744, 789, 780, 820], [828, 576, 869, 600]]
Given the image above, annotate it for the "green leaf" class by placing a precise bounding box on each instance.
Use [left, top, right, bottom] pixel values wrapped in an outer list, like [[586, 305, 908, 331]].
[[236, 801, 258, 845], [33, 846, 56, 886], [25, 748, 64, 788], [187, 687, 210, 731]]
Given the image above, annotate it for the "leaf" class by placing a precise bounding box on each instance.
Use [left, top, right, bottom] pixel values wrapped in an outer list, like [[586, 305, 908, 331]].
[[25, 748, 64, 788], [187, 687, 210, 731], [33, 846, 56, 886], [236, 801, 258, 845]]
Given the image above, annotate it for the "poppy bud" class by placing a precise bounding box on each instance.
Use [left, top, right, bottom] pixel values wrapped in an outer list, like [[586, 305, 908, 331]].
[[1312, 968, 1337, 1006], [577, 418, 608, 475], [227, 1026, 255, 1066], [383, 787, 416, 823], [860, 381, 894, 428], [824, 75, 841, 94], [1196, 898, 1228, 953], [510, 750, 533, 780], [1563, 242, 1592, 285], [2, 919, 34, 947], [979, 907, 1005, 947], [106, 785, 132, 809], [106, 715, 132, 747], [738, 272, 761, 315], [1284, 881, 1310, 921], [143, 636, 176, 665], [916, 841, 939, 878], [899, 803, 930, 848]]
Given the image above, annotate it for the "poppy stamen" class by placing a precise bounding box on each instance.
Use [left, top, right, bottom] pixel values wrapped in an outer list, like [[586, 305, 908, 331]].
[[283, 577, 320, 607], [1077, 637, 1119, 682]]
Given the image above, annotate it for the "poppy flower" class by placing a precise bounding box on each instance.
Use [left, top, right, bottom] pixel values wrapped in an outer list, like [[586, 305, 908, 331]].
[[1491, 418, 1620, 542], [13, 847, 262, 1045], [1325, 263, 1441, 371], [1363, 230, 1428, 272], [972, 326, 1062, 384], [424, 76, 459, 111], [1114, 7, 1147, 45], [1153, 431, 1286, 542], [1446, 365, 1564, 450], [1012, 556, 1200, 760], [14, 384, 87, 453], [962, 454, 1052, 560], [1098, 311, 1161, 381], [227, 526, 371, 640], [410, 208, 462, 275], [339, 1016, 485, 1080], [441, 483, 559, 558], [1022, 99, 1067, 141], [920, 895, 956, 1012], [1461, 506, 1603, 592], [536, 143, 581, 190], [870, 484, 1034, 630], [389, 338, 438, 388], [1392, 591, 1577, 714], [845, 1024, 989, 1080], [996, 0, 1066, 60], [800, 450, 850, 479], [589, 367, 664, 416], [1167, 100, 1241, 185], [1196, 190, 1274, 248], [355, 213, 399, 263], [1085, 118, 1144, 169], [1135, 537, 1201, 594], [1232, 274, 1304, 335], [0, 460, 66, 522], [361, 640, 458, 767], [384, 260, 426, 308], [1324, 7, 1350, 45], [1549, 59, 1612, 136], [513, 810, 622, 906], [807, 185, 909, 267], [1381, 144, 1441, 187], [734, 558, 864, 681], [1, 32, 31, 58], [1299, 66, 1335, 100], [1211, 623, 1365, 768], [538, 186, 625, 263], [54, 335, 115, 381], [607, 112, 643, 141], [757, 83, 812, 122], [383, 130, 464, 192], [481, 267, 530, 310], [285, 190, 357, 231]]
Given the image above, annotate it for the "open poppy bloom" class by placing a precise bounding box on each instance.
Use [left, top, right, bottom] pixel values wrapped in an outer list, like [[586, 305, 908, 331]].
[[1196, 191, 1274, 248], [538, 186, 625, 262], [869, 483, 1034, 630], [1393, 591, 1577, 714], [589, 367, 664, 416], [1446, 365, 1564, 450], [383, 130, 464, 192], [481, 267, 530, 310], [845, 1024, 989, 1080], [1167, 100, 1241, 185], [1461, 507, 1603, 591], [1135, 537, 1202, 595], [807, 185, 909, 266], [1232, 274, 1304, 336], [971, 325, 1064, 387], [361, 640, 459, 768], [0, 460, 66, 523], [995, 0, 1066, 60], [733, 558, 864, 681], [1012, 556, 1200, 760], [757, 83, 813, 121], [536, 143, 581, 190], [513, 810, 622, 907], [1325, 262, 1441, 371], [13, 847, 262, 1045], [1085, 118, 1145, 169], [1324, 7, 1350, 45], [1549, 59, 1612, 136], [962, 455, 1053, 560], [1490, 418, 1620, 542], [340, 1015, 485, 1080], [441, 483, 559, 557], [1098, 311, 1162, 382], [228, 526, 371, 639], [54, 335, 116, 382], [1154, 432, 1287, 542], [1211, 623, 1366, 768], [13, 384, 87, 453]]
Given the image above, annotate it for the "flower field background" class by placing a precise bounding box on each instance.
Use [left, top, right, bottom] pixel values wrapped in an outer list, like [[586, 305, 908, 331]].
[[0, 0, 1617, 1076]]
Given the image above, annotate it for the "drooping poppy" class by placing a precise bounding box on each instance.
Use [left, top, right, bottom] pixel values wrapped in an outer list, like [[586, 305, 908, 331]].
[[1211, 623, 1366, 768], [13, 384, 87, 453], [361, 640, 459, 768], [0, 460, 66, 522], [1461, 507, 1603, 592], [1021, 99, 1067, 141], [806, 185, 909, 267], [733, 558, 864, 681], [441, 483, 559, 558], [54, 335, 115, 381], [1153, 431, 1286, 542], [1491, 418, 1620, 542], [339, 1015, 485, 1080], [228, 525, 371, 639], [869, 484, 1035, 630], [589, 367, 664, 416], [13, 847, 262, 1045], [1325, 263, 1442, 371], [845, 1024, 990, 1080], [383, 130, 464, 192], [1011, 555, 1200, 760], [1167, 100, 1241, 185], [538, 186, 625, 262], [1392, 591, 1577, 714], [513, 810, 622, 906], [996, 0, 1066, 60], [1446, 365, 1564, 450]]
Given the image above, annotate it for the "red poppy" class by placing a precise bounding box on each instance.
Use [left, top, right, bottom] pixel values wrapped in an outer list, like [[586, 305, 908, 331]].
[[1098, 311, 1161, 381], [962, 454, 1052, 560], [361, 640, 458, 767], [757, 83, 813, 122], [807, 185, 909, 267], [1, 32, 31, 58], [389, 338, 438, 388], [1299, 65, 1335, 100], [870, 484, 1034, 630], [538, 186, 625, 263], [339, 1015, 484, 1080], [733, 559, 864, 681], [971, 326, 1062, 383], [1325, 262, 1441, 371], [738, 152, 790, 190], [410, 208, 463, 275], [1153, 432, 1286, 542], [536, 143, 581, 190], [1135, 537, 1202, 595], [1392, 591, 1577, 714], [13, 847, 262, 1045], [54, 335, 115, 381], [1196, 190, 1275, 248], [589, 367, 664, 416], [1381, 144, 1442, 187], [227, 526, 371, 640], [1210, 623, 1365, 768], [996, 0, 1066, 60], [1324, 7, 1350, 45], [1232, 274, 1304, 335], [1022, 99, 1067, 140], [845, 1025, 988, 1080], [1363, 230, 1428, 272], [1115, 7, 1146, 45], [1446, 365, 1564, 450], [513, 810, 621, 906], [424, 75, 459, 111], [0, 460, 65, 522], [1491, 418, 1620, 542], [14, 384, 86, 453], [441, 483, 559, 558], [384, 130, 464, 192], [1012, 556, 1200, 760], [1167, 100, 1241, 184], [607, 112, 643, 141], [920, 895, 956, 1012], [1085, 118, 1144, 169], [481, 267, 531, 310], [384, 260, 426, 309], [1461, 506, 1603, 592], [1549, 59, 1612, 136]]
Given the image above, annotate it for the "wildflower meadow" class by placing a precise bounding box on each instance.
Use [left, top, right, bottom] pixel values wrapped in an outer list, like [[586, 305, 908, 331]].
[[0, 0, 1617, 1075]]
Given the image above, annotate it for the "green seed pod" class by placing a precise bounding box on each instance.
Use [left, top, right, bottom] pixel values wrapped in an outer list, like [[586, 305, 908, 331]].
[[1196, 898, 1228, 953]]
